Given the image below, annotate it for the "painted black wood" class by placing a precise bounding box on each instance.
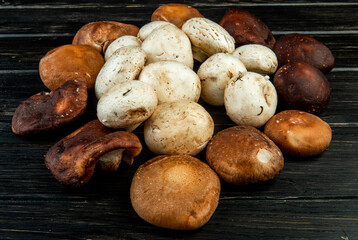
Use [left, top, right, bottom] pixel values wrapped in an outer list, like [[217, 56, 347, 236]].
[[1, 1, 357, 239]]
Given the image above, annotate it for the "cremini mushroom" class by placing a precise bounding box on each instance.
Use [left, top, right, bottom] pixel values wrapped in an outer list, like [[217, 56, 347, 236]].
[[45, 120, 142, 187], [130, 155, 220, 230], [206, 125, 284, 185]]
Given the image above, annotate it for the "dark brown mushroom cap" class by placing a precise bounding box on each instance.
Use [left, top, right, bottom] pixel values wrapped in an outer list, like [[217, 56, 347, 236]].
[[72, 21, 139, 54], [206, 126, 284, 185], [219, 9, 276, 49], [273, 33, 335, 73], [264, 110, 332, 157], [12, 80, 87, 135], [45, 120, 142, 187], [151, 3, 204, 28], [130, 155, 220, 230]]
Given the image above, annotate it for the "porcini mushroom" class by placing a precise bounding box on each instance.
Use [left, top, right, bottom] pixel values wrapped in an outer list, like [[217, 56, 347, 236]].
[[45, 120, 142, 187], [130, 155, 220, 230]]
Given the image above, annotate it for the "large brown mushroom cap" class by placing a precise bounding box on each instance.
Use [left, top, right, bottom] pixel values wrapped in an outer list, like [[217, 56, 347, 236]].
[[39, 44, 104, 91], [72, 21, 139, 54], [151, 3, 204, 28], [206, 126, 284, 185], [130, 155, 220, 230], [12, 80, 87, 135], [45, 120, 142, 187], [264, 110, 332, 157]]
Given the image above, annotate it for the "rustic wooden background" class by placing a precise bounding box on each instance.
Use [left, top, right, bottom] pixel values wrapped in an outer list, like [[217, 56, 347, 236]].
[[1, 0, 357, 239]]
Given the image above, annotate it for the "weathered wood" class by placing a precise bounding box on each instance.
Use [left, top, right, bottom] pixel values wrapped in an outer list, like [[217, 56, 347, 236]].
[[0, 1, 357, 239]]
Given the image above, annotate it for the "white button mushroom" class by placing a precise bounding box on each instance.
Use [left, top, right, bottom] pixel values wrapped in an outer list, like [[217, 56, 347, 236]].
[[137, 21, 174, 41], [141, 24, 193, 69], [197, 53, 247, 106], [138, 60, 201, 104], [104, 35, 142, 61], [224, 72, 278, 128], [182, 17, 235, 57], [232, 44, 278, 75], [95, 45, 147, 99], [97, 80, 158, 130], [144, 100, 214, 156]]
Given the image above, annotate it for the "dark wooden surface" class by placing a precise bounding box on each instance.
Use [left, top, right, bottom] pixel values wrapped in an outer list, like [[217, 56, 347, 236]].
[[1, 1, 358, 239]]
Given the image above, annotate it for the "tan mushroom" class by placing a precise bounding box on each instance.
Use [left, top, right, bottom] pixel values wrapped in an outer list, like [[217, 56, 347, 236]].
[[45, 120, 142, 187], [130, 155, 220, 230], [206, 125, 284, 185]]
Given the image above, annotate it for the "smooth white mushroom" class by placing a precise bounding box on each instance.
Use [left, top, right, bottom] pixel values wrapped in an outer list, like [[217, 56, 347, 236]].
[[104, 35, 142, 61], [141, 24, 193, 69], [197, 53, 247, 106], [224, 72, 277, 128], [138, 60, 201, 104], [95, 45, 147, 99], [137, 21, 174, 41]]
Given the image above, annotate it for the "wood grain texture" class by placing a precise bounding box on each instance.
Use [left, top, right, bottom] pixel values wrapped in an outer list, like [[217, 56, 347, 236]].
[[0, 1, 357, 239]]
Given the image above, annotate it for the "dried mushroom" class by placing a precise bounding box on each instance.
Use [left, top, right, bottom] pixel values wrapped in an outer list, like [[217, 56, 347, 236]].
[[45, 120, 142, 187], [12, 80, 87, 135]]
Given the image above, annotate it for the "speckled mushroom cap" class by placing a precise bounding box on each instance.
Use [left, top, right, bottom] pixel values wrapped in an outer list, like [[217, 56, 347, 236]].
[[206, 125, 284, 185], [130, 155, 221, 230], [264, 110, 332, 157]]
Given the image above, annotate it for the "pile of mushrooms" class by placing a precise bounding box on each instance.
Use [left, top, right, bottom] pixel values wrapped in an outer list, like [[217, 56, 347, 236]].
[[11, 3, 335, 230]]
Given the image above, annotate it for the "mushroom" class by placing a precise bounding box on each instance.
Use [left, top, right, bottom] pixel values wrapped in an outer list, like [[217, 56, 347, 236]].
[[97, 80, 158, 130], [72, 21, 139, 54], [12, 80, 87, 135], [45, 120, 142, 187], [206, 125, 284, 185], [39, 44, 104, 91], [182, 17, 235, 57], [130, 155, 220, 230], [264, 110, 332, 157], [224, 72, 277, 128], [197, 53, 247, 106], [94, 45, 147, 99], [141, 24, 194, 69], [104, 35, 142, 61], [137, 21, 174, 41], [144, 100, 214, 156], [231, 44, 278, 75], [138, 60, 201, 104], [151, 3, 204, 28]]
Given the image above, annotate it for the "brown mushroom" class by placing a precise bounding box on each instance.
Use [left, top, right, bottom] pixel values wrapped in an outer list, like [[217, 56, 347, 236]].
[[130, 155, 220, 230], [45, 120, 142, 187], [206, 126, 284, 185], [39, 44, 104, 91], [264, 110, 332, 157], [273, 33, 335, 73], [219, 9, 276, 49], [72, 21, 139, 54], [151, 3, 204, 28], [12, 80, 87, 135]]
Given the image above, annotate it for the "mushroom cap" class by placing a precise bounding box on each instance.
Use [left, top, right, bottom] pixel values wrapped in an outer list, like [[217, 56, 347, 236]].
[[97, 80, 158, 129], [39, 44, 104, 91], [137, 21, 174, 41], [104, 35, 142, 61], [138, 60, 201, 104], [206, 125, 284, 185], [224, 72, 277, 128], [198, 53, 247, 106], [151, 3, 204, 28], [94, 45, 147, 99], [72, 21, 139, 54], [182, 17, 235, 57], [141, 24, 193, 68], [264, 110, 332, 157], [232, 44, 278, 75], [144, 100, 214, 156], [130, 155, 220, 230]]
